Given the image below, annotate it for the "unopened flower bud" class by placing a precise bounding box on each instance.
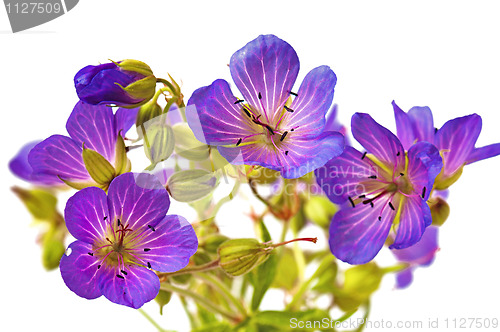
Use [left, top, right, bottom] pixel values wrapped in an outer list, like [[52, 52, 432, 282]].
[[167, 169, 219, 202], [217, 239, 272, 277]]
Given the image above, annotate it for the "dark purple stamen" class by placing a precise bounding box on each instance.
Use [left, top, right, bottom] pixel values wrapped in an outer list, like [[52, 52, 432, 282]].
[[148, 225, 155, 231], [359, 194, 366, 198], [368, 175, 377, 179], [378, 216, 382, 221], [103, 216, 107, 220], [280, 131, 288, 141], [242, 108, 251, 118], [234, 99, 244, 104], [361, 152, 367, 160], [289, 91, 298, 96], [434, 127, 438, 133], [265, 125, 275, 135], [285, 151, 289, 156], [370, 202, 374, 208], [290, 128, 294, 132], [284, 105, 294, 113], [397, 151, 401, 156], [348, 196, 355, 208], [147, 262, 152, 269], [144, 248, 151, 252], [421, 187, 427, 199], [88, 252, 93, 256], [121, 270, 128, 275], [98, 264, 101, 269], [258, 92, 262, 99], [116, 274, 124, 279], [236, 138, 242, 146], [117, 219, 121, 227], [389, 202, 395, 210], [400, 173, 404, 176]]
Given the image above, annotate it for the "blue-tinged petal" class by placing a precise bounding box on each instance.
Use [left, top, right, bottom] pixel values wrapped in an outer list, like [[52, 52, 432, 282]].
[[60, 241, 102, 300], [66, 101, 116, 162], [28, 135, 91, 181], [351, 113, 405, 170], [107, 173, 169, 231], [187, 79, 254, 145], [279, 131, 344, 179], [230, 34, 299, 121], [329, 194, 399, 264], [467, 143, 500, 164], [395, 268, 414, 289], [284, 66, 336, 138], [315, 146, 390, 204], [9, 141, 62, 185], [64, 187, 109, 243], [435, 114, 481, 177], [390, 195, 431, 249], [407, 106, 434, 143], [407, 142, 442, 200], [132, 215, 198, 272], [325, 104, 348, 138], [97, 264, 160, 309], [392, 101, 415, 150], [115, 107, 139, 137], [392, 226, 439, 265], [217, 143, 282, 172]]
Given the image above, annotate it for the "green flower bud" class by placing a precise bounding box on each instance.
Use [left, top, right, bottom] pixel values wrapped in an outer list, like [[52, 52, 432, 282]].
[[155, 290, 172, 315], [117, 59, 154, 77], [42, 230, 66, 270], [140, 114, 175, 166], [217, 239, 272, 277], [431, 197, 450, 226], [11, 187, 58, 222], [167, 169, 219, 202], [136, 100, 162, 130]]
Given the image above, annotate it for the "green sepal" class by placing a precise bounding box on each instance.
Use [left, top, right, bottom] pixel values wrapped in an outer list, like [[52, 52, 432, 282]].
[[434, 165, 464, 190], [136, 101, 162, 129], [11, 186, 58, 221], [117, 59, 154, 77], [58, 177, 98, 190], [82, 145, 116, 185], [167, 169, 219, 202], [114, 135, 131, 175], [41, 229, 66, 270], [217, 239, 272, 277], [121, 75, 157, 102]]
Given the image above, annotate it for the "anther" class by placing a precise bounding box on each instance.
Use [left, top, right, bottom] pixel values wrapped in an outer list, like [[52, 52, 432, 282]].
[[116, 274, 124, 279], [98, 264, 101, 269], [258, 92, 262, 99], [236, 138, 242, 146], [143, 248, 151, 252], [147, 262, 152, 269], [359, 195, 366, 198], [361, 152, 367, 160], [370, 202, 374, 208], [389, 202, 395, 211], [285, 151, 289, 156], [280, 131, 288, 141], [397, 151, 401, 156], [242, 108, 251, 118], [434, 127, 438, 133], [284, 105, 294, 112], [290, 128, 295, 132], [348, 196, 355, 208], [378, 216, 382, 221], [400, 173, 404, 176], [103, 216, 107, 220], [265, 125, 275, 135], [88, 252, 94, 256], [121, 270, 128, 275], [289, 91, 298, 97], [368, 175, 377, 179], [234, 99, 244, 104], [421, 187, 427, 199], [148, 225, 156, 231], [117, 219, 121, 227]]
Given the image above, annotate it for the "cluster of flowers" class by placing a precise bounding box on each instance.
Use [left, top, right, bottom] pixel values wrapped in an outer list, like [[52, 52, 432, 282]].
[[10, 34, 500, 313]]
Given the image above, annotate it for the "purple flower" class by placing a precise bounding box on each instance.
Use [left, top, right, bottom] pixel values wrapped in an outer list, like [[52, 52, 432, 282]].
[[186, 35, 344, 179], [28, 101, 138, 189], [75, 60, 156, 108], [391, 226, 439, 288], [315, 113, 443, 264], [9, 141, 61, 186], [393, 101, 500, 189], [60, 173, 198, 308]]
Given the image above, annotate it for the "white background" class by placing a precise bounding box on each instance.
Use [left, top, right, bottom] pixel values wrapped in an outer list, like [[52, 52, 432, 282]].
[[1, 1, 500, 331]]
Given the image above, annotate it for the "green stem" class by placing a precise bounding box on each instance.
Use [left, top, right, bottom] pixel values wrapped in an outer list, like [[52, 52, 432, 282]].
[[156, 78, 176, 93], [160, 283, 241, 322], [151, 86, 171, 104], [157, 259, 220, 278], [211, 178, 240, 217], [137, 308, 168, 332], [195, 273, 247, 318]]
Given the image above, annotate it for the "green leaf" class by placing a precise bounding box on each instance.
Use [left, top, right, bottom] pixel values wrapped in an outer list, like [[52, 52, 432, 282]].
[[252, 309, 332, 331], [192, 322, 232, 332], [271, 248, 298, 291], [167, 169, 219, 202], [304, 195, 338, 228], [311, 260, 338, 294]]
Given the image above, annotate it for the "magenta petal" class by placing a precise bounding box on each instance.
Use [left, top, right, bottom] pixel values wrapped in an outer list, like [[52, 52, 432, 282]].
[[28, 135, 91, 181], [286, 66, 337, 138], [66, 101, 116, 162], [407, 106, 434, 144], [390, 195, 431, 249], [107, 173, 169, 231], [60, 241, 102, 300], [9, 141, 61, 185], [115, 107, 139, 137], [392, 226, 439, 265], [97, 264, 160, 309], [134, 215, 198, 272], [315, 146, 387, 204], [187, 79, 254, 145], [395, 268, 414, 289], [329, 194, 398, 264], [467, 143, 500, 164], [230, 34, 299, 121], [435, 114, 482, 176], [351, 113, 405, 170], [64, 187, 109, 243], [392, 101, 415, 150]]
